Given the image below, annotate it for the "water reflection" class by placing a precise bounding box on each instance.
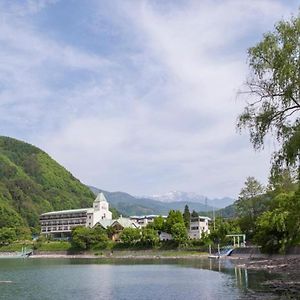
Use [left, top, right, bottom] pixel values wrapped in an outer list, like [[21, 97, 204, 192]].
[[0, 258, 278, 300], [234, 266, 248, 289]]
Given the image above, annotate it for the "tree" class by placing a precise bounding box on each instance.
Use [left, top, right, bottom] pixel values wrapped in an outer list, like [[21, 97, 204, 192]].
[[150, 216, 165, 231], [119, 228, 140, 245], [268, 168, 297, 194], [71, 226, 108, 250], [239, 176, 264, 200], [209, 217, 241, 245], [141, 228, 159, 247], [238, 14, 300, 172], [165, 210, 185, 233], [0, 228, 17, 245], [71, 227, 94, 250], [254, 191, 296, 254], [191, 210, 199, 218], [236, 177, 268, 238], [171, 223, 188, 246], [183, 205, 191, 229]]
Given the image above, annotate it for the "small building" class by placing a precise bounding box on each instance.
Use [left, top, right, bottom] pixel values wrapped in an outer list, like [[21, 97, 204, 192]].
[[95, 217, 140, 241], [159, 231, 173, 241], [188, 216, 211, 239], [130, 215, 167, 227], [39, 193, 112, 238]]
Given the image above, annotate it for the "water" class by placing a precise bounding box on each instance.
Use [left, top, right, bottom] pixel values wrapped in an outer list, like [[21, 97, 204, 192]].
[[0, 258, 277, 300]]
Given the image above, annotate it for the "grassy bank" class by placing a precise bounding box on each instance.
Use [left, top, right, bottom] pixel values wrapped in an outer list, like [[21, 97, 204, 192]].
[[0, 240, 210, 257]]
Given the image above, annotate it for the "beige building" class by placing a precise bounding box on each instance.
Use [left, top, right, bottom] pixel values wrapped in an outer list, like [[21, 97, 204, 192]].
[[189, 216, 211, 239], [40, 193, 112, 238]]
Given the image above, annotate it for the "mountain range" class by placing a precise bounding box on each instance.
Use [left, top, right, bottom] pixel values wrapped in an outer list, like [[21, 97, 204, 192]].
[[88, 186, 234, 216], [145, 191, 234, 208]]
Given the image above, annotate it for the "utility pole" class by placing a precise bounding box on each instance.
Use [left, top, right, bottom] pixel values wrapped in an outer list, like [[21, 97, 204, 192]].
[[213, 199, 216, 230]]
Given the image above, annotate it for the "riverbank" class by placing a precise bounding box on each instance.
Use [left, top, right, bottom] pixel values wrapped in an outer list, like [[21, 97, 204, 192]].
[[30, 249, 209, 259]]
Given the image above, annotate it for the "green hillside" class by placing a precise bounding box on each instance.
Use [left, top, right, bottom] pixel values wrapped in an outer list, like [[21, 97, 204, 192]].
[[0, 136, 95, 236]]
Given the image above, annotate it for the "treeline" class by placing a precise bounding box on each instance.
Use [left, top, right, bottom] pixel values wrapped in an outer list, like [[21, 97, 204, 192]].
[[210, 174, 300, 254]]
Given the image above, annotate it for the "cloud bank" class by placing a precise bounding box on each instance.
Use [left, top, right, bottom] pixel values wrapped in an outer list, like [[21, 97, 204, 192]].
[[0, 0, 298, 197]]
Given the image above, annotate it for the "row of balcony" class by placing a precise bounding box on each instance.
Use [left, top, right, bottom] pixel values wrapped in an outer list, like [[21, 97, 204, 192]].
[[40, 213, 87, 220], [41, 224, 84, 232], [40, 220, 86, 226]]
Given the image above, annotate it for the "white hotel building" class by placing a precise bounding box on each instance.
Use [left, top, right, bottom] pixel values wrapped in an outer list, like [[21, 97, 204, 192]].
[[40, 193, 112, 238]]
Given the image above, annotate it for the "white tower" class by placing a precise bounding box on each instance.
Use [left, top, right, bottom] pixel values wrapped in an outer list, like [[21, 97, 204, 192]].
[[92, 193, 112, 223]]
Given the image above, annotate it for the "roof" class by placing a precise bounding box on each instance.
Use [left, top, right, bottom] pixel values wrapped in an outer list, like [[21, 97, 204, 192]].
[[94, 218, 139, 229], [41, 208, 93, 216], [112, 217, 139, 229], [94, 192, 108, 203], [94, 219, 114, 229], [190, 216, 212, 221]]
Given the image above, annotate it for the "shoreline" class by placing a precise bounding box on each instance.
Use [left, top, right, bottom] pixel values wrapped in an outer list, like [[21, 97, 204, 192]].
[[31, 252, 210, 260]]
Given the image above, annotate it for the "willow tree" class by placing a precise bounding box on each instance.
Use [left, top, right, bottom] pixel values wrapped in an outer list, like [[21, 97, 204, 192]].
[[238, 14, 300, 174]]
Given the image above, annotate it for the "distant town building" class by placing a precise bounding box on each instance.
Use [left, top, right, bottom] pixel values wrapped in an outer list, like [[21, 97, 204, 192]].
[[188, 216, 211, 239], [39, 193, 112, 238], [129, 215, 167, 227]]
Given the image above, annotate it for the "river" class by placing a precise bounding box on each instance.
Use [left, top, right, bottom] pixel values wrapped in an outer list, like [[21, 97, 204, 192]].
[[0, 258, 280, 299]]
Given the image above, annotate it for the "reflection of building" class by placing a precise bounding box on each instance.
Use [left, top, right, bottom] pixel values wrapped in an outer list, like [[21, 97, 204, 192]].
[[189, 216, 211, 239], [130, 215, 167, 227], [40, 193, 112, 238]]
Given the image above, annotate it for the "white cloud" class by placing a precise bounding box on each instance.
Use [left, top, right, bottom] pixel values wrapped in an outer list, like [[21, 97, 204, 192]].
[[1, 0, 298, 198]]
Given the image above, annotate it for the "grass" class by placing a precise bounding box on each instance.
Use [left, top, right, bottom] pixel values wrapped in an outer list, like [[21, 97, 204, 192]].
[[101, 249, 208, 257], [0, 240, 209, 256], [0, 242, 33, 252], [36, 241, 72, 251]]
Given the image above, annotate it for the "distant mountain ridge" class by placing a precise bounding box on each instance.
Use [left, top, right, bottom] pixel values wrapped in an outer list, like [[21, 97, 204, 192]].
[[88, 186, 221, 216], [146, 190, 234, 208]]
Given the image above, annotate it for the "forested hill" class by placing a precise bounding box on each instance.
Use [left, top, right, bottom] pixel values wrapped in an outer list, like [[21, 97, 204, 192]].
[[0, 136, 95, 235]]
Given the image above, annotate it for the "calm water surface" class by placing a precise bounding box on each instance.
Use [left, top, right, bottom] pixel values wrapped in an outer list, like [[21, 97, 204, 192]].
[[0, 258, 277, 300]]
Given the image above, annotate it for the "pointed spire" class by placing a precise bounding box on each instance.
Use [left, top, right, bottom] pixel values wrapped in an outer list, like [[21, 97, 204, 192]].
[[94, 192, 107, 202]]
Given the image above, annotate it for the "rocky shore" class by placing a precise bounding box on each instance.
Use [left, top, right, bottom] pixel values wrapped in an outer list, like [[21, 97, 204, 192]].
[[237, 256, 300, 298]]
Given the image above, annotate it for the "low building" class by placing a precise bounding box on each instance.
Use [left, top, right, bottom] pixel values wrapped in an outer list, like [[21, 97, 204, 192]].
[[188, 216, 211, 239], [130, 215, 167, 227], [159, 231, 172, 241], [95, 217, 140, 241], [39, 193, 112, 238]]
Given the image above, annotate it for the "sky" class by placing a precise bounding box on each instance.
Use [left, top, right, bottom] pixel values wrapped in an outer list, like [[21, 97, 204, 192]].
[[0, 0, 299, 198]]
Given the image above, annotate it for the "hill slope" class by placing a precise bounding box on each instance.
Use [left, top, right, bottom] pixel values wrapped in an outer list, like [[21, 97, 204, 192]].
[[88, 186, 215, 216], [0, 136, 95, 234]]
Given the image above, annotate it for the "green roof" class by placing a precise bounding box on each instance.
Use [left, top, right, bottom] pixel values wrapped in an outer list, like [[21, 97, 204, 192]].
[[94, 219, 114, 229]]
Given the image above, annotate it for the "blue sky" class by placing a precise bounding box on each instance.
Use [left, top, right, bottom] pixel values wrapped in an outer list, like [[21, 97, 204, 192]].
[[0, 0, 298, 198]]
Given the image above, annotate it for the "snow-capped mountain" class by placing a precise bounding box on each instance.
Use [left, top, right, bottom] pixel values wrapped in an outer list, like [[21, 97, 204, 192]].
[[145, 191, 234, 208], [149, 191, 206, 203]]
